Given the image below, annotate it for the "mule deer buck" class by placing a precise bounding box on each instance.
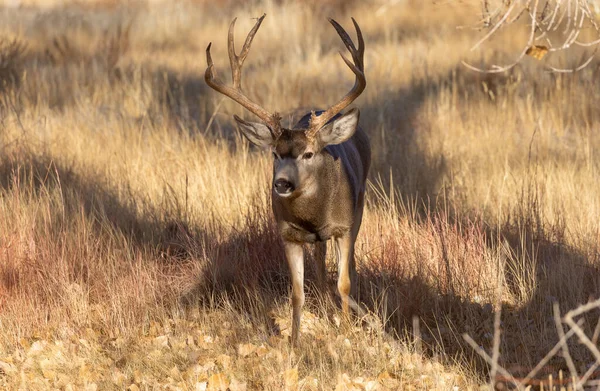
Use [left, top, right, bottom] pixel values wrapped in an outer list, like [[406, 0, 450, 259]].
[[205, 14, 369, 344]]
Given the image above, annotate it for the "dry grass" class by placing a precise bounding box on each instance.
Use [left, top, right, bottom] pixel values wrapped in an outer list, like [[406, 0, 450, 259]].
[[1, 0, 600, 389]]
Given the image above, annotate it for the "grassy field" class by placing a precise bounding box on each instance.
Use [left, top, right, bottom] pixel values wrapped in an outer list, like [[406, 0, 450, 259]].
[[1, 0, 600, 389]]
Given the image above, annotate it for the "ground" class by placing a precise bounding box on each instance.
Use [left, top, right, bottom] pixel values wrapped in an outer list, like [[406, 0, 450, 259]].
[[1, 0, 600, 389]]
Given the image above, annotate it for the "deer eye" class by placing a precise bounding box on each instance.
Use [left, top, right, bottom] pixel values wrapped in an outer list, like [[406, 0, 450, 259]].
[[302, 152, 314, 160]]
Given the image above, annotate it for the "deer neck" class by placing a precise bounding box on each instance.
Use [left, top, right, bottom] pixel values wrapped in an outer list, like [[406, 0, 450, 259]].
[[273, 157, 352, 242]]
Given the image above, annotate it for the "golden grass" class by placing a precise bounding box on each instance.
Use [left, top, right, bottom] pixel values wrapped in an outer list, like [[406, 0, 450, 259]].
[[1, 0, 600, 389]]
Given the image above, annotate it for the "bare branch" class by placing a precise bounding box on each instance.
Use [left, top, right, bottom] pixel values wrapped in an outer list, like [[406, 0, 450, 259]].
[[465, 298, 600, 389], [553, 303, 580, 385], [470, 1, 518, 52], [464, 0, 600, 72], [546, 45, 598, 71], [462, 333, 525, 390], [563, 298, 600, 389], [521, 319, 581, 385]]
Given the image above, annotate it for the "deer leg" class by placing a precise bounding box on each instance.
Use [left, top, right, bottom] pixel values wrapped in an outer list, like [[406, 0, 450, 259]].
[[314, 241, 328, 293], [336, 191, 365, 316], [284, 241, 304, 346], [349, 190, 365, 300], [335, 233, 353, 316]]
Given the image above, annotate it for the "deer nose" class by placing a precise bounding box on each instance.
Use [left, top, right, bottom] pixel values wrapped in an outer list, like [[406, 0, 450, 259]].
[[274, 179, 294, 195]]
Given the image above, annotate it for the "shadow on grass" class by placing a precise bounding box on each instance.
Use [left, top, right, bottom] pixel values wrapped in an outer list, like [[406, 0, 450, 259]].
[[0, 151, 148, 237], [3, 12, 600, 384], [170, 65, 600, 382], [357, 212, 600, 383], [2, 103, 598, 389]]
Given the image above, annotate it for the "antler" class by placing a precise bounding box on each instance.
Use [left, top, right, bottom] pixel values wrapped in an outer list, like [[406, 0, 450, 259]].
[[306, 17, 366, 140], [205, 14, 282, 137]]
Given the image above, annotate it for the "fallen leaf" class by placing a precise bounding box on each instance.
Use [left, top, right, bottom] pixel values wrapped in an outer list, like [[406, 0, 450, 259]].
[[327, 342, 339, 361], [41, 368, 57, 381], [526, 45, 548, 60], [27, 340, 47, 356], [148, 321, 160, 337], [0, 360, 17, 375], [365, 380, 381, 391], [267, 335, 280, 347], [237, 343, 257, 357], [255, 344, 269, 357], [18, 338, 30, 350], [208, 372, 229, 391], [229, 377, 247, 391], [284, 367, 298, 390], [377, 371, 401, 389], [169, 366, 181, 379], [216, 354, 231, 370], [112, 369, 127, 385], [299, 376, 319, 390], [335, 373, 359, 391], [343, 338, 352, 349], [133, 369, 143, 384], [154, 335, 170, 349]]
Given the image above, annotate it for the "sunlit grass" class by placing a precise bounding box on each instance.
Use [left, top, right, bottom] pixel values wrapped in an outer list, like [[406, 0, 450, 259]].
[[0, 0, 600, 389]]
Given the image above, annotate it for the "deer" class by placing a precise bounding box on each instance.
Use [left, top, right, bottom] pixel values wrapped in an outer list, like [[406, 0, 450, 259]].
[[204, 13, 369, 345]]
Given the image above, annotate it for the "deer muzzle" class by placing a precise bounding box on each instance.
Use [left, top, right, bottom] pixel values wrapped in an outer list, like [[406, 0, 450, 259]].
[[274, 178, 295, 196]]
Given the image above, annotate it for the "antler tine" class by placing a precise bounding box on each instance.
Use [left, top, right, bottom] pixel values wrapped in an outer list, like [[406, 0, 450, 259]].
[[352, 17, 365, 66], [240, 15, 266, 65], [227, 18, 240, 88], [306, 18, 366, 140], [228, 14, 266, 89], [205, 14, 282, 137], [329, 18, 359, 65]]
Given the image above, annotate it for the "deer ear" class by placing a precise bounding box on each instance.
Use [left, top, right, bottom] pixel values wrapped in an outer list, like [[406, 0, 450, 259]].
[[233, 115, 275, 147], [317, 108, 360, 146]]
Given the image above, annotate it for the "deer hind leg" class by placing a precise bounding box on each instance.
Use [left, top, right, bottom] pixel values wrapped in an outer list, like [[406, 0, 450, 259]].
[[314, 241, 328, 293], [349, 190, 366, 300], [284, 241, 304, 346], [335, 233, 354, 316], [336, 191, 366, 316]]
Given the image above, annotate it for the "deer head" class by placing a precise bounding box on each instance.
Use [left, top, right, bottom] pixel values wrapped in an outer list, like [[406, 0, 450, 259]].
[[205, 14, 366, 199]]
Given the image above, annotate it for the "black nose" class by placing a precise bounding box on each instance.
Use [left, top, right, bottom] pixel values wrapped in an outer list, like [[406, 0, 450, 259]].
[[274, 179, 294, 194]]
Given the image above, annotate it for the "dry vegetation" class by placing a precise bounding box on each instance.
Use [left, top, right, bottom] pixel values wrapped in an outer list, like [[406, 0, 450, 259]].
[[1, 0, 600, 389]]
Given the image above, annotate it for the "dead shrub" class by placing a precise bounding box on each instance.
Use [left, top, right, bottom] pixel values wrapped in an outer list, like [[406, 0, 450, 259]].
[[0, 37, 27, 93]]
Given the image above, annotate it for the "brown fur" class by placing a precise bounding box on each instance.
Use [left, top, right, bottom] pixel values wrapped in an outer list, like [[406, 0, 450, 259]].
[[262, 110, 371, 345], [273, 113, 370, 244]]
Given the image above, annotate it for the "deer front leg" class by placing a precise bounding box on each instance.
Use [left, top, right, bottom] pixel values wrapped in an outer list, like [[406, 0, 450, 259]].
[[335, 233, 354, 316], [284, 241, 304, 346]]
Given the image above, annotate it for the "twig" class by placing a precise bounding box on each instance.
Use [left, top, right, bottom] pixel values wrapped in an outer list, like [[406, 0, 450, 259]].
[[553, 302, 580, 384], [470, 1, 518, 52], [546, 46, 598, 72], [463, 333, 525, 390], [203, 97, 227, 135], [521, 319, 581, 385], [563, 298, 600, 389]]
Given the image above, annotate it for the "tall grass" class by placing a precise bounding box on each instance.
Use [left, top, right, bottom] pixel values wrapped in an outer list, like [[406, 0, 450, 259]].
[[1, 0, 600, 388]]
